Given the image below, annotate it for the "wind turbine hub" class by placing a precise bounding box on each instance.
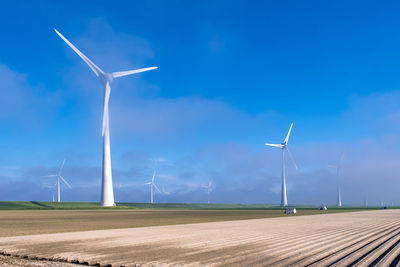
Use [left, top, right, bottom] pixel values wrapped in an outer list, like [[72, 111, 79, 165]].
[[101, 73, 114, 85]]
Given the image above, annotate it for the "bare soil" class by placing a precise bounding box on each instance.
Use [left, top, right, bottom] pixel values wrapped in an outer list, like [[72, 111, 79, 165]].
[[0, 255, 80, 266], [0, 210, 399, 266], [0, 209, 331, 237]]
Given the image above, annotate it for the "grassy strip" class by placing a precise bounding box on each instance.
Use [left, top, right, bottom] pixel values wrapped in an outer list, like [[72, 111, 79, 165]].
[[0, 201, 393, 210]]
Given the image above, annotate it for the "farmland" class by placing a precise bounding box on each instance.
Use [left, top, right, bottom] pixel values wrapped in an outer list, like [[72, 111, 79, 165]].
[[0, 201, 380, 238], [0, 210, 399, 266]]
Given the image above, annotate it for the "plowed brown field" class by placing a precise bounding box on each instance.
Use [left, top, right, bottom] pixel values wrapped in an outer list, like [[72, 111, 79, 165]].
[[0, 210, 399, 266]]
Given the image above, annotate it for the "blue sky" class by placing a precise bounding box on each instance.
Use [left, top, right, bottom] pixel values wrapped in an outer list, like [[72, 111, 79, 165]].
[[1, 1, 400, 205]]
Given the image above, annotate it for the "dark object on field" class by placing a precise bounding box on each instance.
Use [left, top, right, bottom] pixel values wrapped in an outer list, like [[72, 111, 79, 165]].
[[284, 208, 296, 214], [382, 206, 388, 209], [319, 206, 328, 210]]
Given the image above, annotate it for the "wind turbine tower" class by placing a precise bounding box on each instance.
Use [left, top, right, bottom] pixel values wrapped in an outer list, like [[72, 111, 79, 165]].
[[55, 30, 158, 206], [202, 180, 213, 204], [328, 153, 344, 207], [145, 171, 161, 204], [265, 123, 298, 207], [115, 183, 122, 203], [44, 182, 57, 202], [46, 159, 72, 202]]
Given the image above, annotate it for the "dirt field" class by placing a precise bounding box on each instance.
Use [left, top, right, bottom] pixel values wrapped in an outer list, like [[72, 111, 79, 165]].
[[0, 210, 399, 266], [0, 209, 342, 237], [0, 255, 80, 266]]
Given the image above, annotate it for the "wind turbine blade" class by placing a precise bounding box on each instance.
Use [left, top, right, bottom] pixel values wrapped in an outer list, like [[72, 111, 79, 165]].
[[44, 174, 58, 177], [60, 176, 72, 189], [152, 171, 156, 183], [286, 147, 299, 170], [162, 187, 170, 195], [284, 122, 293, 144], [58, 159, 66, 175], [112, 67, 158, 78], [153, 183, 162, 193], [339, 153, 345, 166], [144, 182, 151, 185], [54, 29, 104, 77], [264, 143, 284, 148], [102, 83, 111, 136]]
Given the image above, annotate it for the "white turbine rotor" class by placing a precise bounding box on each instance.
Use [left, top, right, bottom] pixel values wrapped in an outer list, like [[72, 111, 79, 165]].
[[54, 29, 104, 77], [102, 83, 111, 136], [264, 143, 284, 148], [153, 183, 162, 194], [112, 67, 158, 78], [58, 159, 66, 175], [284, 122, 293, 144], [286, 147, 299, 170], [60, 176, 72, 189]]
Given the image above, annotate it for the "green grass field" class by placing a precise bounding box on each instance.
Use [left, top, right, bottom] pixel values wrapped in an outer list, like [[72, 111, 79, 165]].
[[0, 201, 390, 210]]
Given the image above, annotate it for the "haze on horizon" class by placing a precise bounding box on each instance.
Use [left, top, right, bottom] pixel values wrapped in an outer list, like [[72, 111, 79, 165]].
[[1, 0, 400, 206]]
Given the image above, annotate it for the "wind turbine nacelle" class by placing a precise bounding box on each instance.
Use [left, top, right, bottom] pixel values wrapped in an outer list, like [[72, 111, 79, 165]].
[[100, 73, 114, 85]]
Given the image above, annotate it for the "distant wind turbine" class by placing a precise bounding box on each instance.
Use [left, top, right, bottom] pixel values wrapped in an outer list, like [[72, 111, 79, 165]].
[[201, 180, 213, 204], [45, 159, 71, 202], [328, 153, 344, 207], [265, 123, 298, 207], [54, 29, 158, 207], [44, 182, 57, 202], [145, 171, 161, 204], [115, 183, 122, 203], [161, 186, 170, 195]]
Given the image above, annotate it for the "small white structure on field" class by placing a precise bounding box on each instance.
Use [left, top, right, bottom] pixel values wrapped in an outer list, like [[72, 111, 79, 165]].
[[284, 208, 296, 214], [319, 206, 328, 210]]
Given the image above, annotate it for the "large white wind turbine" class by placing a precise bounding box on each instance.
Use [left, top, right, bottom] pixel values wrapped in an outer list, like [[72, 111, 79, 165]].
[[265, 123, 298, 207], [328, 153, 344, 207], [201, 180, 213, 204], [145, 171, 161, 204], [55, 29, 158, 206], [46, 159, 72, 202]]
